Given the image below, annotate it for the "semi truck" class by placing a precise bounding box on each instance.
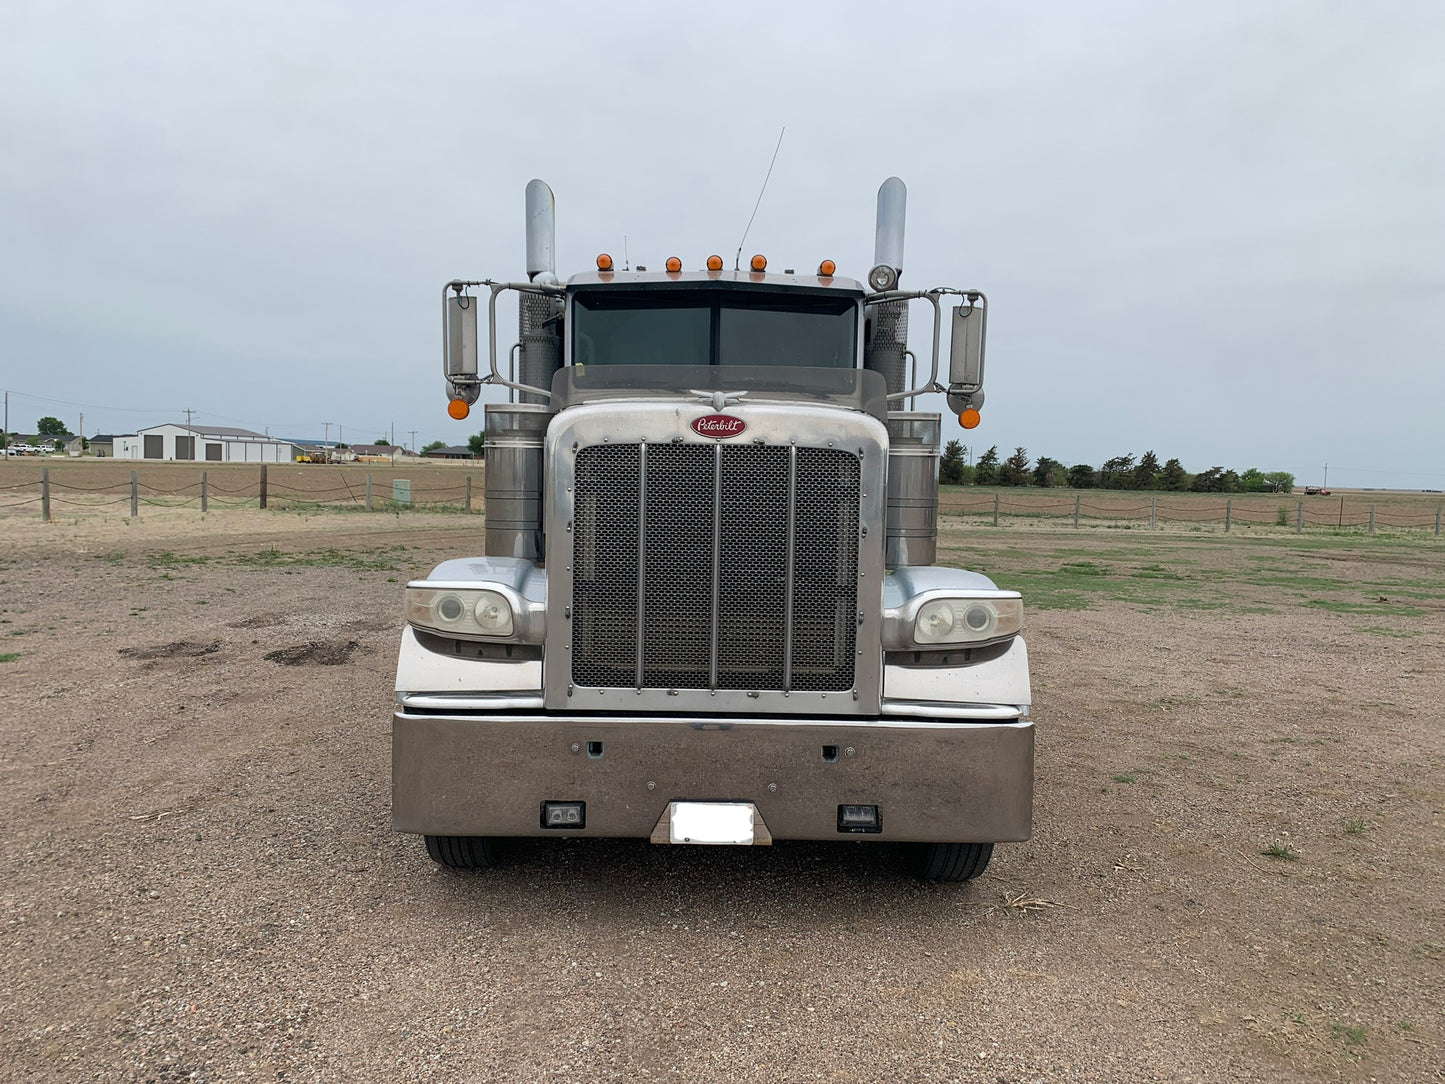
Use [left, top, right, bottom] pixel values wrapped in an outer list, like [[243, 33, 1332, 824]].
[[392, 178, 1032, 881]]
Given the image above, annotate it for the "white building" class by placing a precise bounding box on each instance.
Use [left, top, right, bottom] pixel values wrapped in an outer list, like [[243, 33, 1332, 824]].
[[115, 424, 295, 463]]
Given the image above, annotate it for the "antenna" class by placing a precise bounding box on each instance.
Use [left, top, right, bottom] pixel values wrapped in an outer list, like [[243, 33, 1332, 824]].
[[734, 126, 786, 270], [624, 235, 630, 272]]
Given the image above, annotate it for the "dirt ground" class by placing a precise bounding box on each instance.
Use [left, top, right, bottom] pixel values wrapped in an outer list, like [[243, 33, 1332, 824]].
[[1, 509, 1441, 1082]]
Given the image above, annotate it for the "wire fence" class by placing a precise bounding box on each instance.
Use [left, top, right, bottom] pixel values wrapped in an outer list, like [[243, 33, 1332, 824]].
[[2, 463, 1443, 536]]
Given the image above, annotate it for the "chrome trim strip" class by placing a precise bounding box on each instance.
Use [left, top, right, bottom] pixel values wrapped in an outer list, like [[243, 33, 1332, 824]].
[[783, 444, 798, 693], [709, 442, 722, 691], [635, 440, 648, 689], [401, 693, 546, 711], [879, 700, 1023, 720]]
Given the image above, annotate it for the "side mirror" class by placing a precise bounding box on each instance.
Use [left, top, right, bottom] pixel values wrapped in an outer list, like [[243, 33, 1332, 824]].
[[948, 295, 986, 392], [447, 294, 479, 381]]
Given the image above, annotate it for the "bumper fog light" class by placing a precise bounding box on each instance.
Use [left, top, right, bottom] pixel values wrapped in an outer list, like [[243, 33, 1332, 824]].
[[541, 801, 586, 829], [838, 804, 881, 834]]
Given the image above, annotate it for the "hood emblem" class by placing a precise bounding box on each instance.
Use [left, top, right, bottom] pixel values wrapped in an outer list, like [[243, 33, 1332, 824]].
[[690, 389, 747, 410], [691, 414, 747, 439]]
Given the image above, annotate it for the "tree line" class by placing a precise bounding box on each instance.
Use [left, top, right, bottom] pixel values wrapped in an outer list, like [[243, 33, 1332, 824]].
[[939, 443, 1295, 494]]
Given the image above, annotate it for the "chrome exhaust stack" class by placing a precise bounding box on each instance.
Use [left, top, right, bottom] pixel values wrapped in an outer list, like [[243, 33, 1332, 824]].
[[519, 180, 564, 406]]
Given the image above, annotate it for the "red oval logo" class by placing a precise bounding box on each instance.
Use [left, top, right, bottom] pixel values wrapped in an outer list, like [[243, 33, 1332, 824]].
[[690, 414, 746, 438]]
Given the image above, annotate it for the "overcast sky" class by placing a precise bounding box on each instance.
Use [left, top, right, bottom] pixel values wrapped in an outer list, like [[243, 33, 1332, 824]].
[[2, 1, 1441, 488]]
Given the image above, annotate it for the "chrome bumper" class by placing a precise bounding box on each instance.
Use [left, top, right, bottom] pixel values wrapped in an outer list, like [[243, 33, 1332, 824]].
[[392, 711, 1033, 843]]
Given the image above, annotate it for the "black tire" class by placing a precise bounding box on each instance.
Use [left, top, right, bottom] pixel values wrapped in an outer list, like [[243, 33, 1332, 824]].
[[916, 841, 994, 882], [424, 835, 498, 870]]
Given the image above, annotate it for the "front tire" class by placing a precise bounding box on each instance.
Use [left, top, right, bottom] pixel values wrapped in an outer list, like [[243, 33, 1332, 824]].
[[916, 841, 993, 882], [424, 835, 497, 870]]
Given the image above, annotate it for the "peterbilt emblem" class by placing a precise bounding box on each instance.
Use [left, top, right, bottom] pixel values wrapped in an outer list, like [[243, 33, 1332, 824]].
[[691, 414, 747, 438]]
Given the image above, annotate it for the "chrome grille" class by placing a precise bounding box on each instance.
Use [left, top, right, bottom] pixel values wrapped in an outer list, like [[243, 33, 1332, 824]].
[[571, 443, 860, 693]]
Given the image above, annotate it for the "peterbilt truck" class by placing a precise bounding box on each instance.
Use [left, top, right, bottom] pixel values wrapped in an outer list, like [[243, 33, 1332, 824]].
[[392, 177, 1032, 881]]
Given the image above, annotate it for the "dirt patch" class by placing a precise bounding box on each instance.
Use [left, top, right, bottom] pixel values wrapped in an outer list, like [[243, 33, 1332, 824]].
[[227, 613, 288, 629], [262, 638, 360, 666], [116, 639, 221, 660]]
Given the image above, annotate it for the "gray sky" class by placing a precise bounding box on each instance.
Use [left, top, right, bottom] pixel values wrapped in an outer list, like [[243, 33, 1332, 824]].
[[2, 1, 1441, 489]]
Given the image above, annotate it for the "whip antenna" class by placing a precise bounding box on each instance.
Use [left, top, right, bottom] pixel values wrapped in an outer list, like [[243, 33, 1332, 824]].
[[734, 126, 786, 270]]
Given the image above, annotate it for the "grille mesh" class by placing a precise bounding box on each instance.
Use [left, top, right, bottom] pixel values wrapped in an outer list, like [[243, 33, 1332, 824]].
[[571, 443, 860, 692]]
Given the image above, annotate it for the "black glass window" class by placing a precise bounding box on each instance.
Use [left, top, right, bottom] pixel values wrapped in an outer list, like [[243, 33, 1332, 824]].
[[573, 289, 857, 369]]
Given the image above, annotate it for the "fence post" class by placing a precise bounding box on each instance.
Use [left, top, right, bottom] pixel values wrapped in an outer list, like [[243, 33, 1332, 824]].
[[1437, 504, 1442, 537], [130, 470, 138, 517], [201, 471, 208, 513], [1225, 498, 1232, 533], [1368, 505, 1375, 535], [465, 475, 472, 514], [1074, 494, 1080, 529], [41, 467, 50, 522], [1296, 499, 1303, 534], [259, 464, 268, 510], [1150, 496, 1156, 530], [993, 492, 1000, 527], [366, 473, 373, 512]]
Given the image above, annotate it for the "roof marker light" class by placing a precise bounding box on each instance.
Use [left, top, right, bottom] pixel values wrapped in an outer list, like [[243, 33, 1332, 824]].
[[596, 253, 614, 271], [448, 399, 471, 420], [960, 408, 981, 430], [706, 254, 724, 271], [750, 254, 767, 272], [665, 256, 682, 273], [818, 259, 836, 276]]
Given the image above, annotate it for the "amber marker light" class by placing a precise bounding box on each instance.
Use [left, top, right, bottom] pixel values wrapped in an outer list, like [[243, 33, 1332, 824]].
[[596, 253, 614, 271], [665, 256, 682, 273], [818, 259, 836, 276], [448, 399, 471, 420], [706, 254, 724, 271], [960, 408, 981, 430], [750, 254, 767, 272]]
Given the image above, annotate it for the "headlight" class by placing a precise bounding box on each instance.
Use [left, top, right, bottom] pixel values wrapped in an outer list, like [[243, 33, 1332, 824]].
[[406, 586, 515, 639], [913, 596, 1021, 646]]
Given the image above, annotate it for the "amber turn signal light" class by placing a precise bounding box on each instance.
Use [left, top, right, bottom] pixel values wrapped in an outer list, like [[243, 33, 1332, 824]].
[[706, 254, 724, 271], [448, 399, 471, 420], [750, 254, 767, 272], [818, 259, 836, 276], [665, 256, 682, 273], [959, 408, 981, 430], [596, 253, 614, 271]]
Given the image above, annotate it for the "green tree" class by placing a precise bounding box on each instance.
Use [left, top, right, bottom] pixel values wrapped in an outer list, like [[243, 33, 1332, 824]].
[[1263, 471, 1295, 494], [1067, 463, 1096, 489], [1159, 458, 1188, 491], [1238, 468, 1266, 492], [939, 439, 966, 485], [467, 432, 486, 457], [37, 416, 69, 437], [1132, 450, 1160, 490], [973, 445, 1000, 486], [422, 440, 446, 454], [1190, 467, 1227, 492], [1100, 453, 1136, 489], [999, 446, 1031, 486], [1033, 456, 1066, 487], [375, 438, 390, 446]]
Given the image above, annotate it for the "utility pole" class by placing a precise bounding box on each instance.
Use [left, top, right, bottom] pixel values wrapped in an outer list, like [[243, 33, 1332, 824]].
[[3, 389, 8, 447], [323, 422, 331, 449], [391, 422, 396, 464], [337, 424, 342, 452], [1323, 462, 1329, 489], [185, 408, 194, 428], [409, 429, 418, 456], [79, 412, 83, 448]]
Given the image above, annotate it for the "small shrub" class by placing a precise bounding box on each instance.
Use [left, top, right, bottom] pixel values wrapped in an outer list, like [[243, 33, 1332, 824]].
[[1276, 506, 1289, 526], [1342, 817, 1367, 835], [1261, 840, 1299, 861]]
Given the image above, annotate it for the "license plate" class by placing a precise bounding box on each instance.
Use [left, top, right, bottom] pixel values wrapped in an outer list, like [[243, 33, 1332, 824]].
[[668, 802, 756, 845]]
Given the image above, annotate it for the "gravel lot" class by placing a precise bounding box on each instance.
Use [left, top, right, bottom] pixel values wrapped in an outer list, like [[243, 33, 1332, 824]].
[[2, 510, 1441, 1082]]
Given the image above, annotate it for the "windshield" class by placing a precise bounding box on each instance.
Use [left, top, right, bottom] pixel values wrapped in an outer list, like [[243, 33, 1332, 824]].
[[572, 289, 858, 369]]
